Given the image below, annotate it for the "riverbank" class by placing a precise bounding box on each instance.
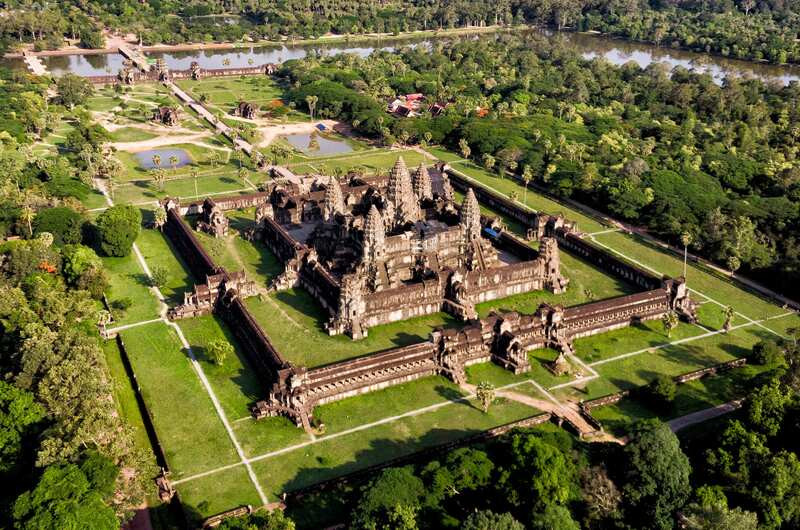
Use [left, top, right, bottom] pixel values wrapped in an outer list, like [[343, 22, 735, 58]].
[[3, 24, 512, 59]]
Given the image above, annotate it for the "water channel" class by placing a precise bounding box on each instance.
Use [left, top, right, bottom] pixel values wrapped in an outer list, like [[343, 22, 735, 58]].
[[4, 29, 799, 86]]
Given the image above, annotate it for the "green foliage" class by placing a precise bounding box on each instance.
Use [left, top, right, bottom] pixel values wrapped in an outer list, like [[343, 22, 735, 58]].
[[645, 375, 677, 411], [217, 509, 296, 530], [12, 462, 119, 530], [499, 432, 579, 511], [55, 74, 94, 110], [623, 420, 691, 529], [33, 207, 85, 246], [745, 379, 792, 437], [206, 339, 234, 366], [96, 205, 141, 257], [751, 340, 784, 366], [462, 510, 524, 530], [0, 381, 44, 473], [148, 265, 169, 288], [530, 504, 580, 530], [351, 466, 425, 529]]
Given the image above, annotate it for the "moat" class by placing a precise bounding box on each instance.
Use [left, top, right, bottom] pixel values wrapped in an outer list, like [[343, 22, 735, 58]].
[[5, 29, 799, 85]]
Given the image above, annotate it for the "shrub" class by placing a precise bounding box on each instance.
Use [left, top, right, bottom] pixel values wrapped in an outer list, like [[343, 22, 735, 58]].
[[148, 265, 168, 288], [751, 340, 784, 366], [645, 375, 677, 410]]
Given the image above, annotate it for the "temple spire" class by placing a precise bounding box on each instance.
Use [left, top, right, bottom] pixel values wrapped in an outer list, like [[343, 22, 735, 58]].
[[323, 176, 345, 221], [413, 163, 433, 201], [363, 205, 386, 263], [386, 156, 420, 226], [460, 188, 481, 241]]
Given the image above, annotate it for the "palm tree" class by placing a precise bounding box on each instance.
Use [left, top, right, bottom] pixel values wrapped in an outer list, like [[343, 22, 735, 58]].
[[153, 168, 166, 191], [476, 381, 495, 413], [681, 232, 692, 279], [661, 311, 679, 338], [238, 167, 249, 184], [20, 205, 35, 238], [305, 95, 318, 120], [723, 306, 735, 333], [459, 138, 471, 160], [521, 165, 533, 204], [190, 167, 199, 197], [168, 155, 179, 173], [151, 154, 162, 170]]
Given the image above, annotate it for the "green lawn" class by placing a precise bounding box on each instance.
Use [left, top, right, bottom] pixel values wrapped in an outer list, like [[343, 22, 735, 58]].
[[102, 339, 156, 464], [250, 396, 538, 498], [590, 360, 781, 437], [114, 170, 251, 205], [136, 228, 194, 305], [176, 77, 285, 110], [178, 315, 263, 420], [573, 319, 705, 364], [178, 466, 262, 520], [115, 142, 232, 182], [101, 250, 161, 326], [109, 127, 158, 142], [591, 231, 786, 320], [119, 322, 240, 479], [287, 148, 429, 177]]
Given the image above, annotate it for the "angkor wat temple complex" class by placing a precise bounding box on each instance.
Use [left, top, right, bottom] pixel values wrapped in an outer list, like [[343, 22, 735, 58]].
[[160, 157, 697, 431], [256, 157, 569, 339]]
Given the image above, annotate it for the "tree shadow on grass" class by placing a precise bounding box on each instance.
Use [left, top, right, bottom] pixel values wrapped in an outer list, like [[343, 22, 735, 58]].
[[280, 427, 485, 495], [435, 384, 467, 404]]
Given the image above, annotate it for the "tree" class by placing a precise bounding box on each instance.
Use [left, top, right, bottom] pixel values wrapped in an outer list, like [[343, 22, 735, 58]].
[[168, 155, 179, 172], [33, 207, 85, 246], [148, 265, 168, 288], [207, 340, 233, 366], [581, 465, 622, 525], [476, 381, 495, 413], [745, 379, 792, 437], [459, 138, 471, 159], [12, 462, 119, 530], [19, 205, 35, 238], [462, 510, 523, 530], [151, 154, 161, 170], [530, 505, 580, 530], [500, 432, 578, 510], [521, 165, 533, 204], [351, 466, 425, 529], [661, 311, 679, 337], [646, 375, 677, 409], [723, 306, 735, 333], [0, 381, 44, 473], [482, 153, 495, 172], [55, 74, 94, 110], [681, 231, 692, 279], [751, 339, 783, 366], [217, 510, 295, 530], [95, 205, 141, 257], [683, 500, 758, 530], [152, 168, 166, 191], [190, 167, 199, 197], [623, 420, 691, 529], [305, 95, 319, 120]]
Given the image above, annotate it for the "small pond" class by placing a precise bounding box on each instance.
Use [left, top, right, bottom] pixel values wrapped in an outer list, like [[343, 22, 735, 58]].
[[283, 132, 353, 156], [134, 148, 193, 169]]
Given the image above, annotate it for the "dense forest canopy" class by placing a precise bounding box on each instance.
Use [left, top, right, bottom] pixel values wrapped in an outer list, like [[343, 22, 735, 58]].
[[279, 32, 800, 296], [1, 0, 800, 65]]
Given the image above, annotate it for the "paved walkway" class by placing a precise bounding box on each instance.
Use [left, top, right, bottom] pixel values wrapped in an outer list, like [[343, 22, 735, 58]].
[[668, 400, 743, 432], [23, 53, 48, 76]]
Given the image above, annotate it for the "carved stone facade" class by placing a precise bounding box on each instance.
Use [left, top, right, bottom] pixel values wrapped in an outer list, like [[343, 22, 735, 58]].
[[253, 158, 569, 340], [152, 106, 179, 126], [196, 198, 229, 238], [234, 101, 258, 120]]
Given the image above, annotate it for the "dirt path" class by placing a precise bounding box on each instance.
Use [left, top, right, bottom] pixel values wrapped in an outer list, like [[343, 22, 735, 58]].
[[257, 120, 340, 148], [668, 400, 743, 432], [111, 133, 221, 152]]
